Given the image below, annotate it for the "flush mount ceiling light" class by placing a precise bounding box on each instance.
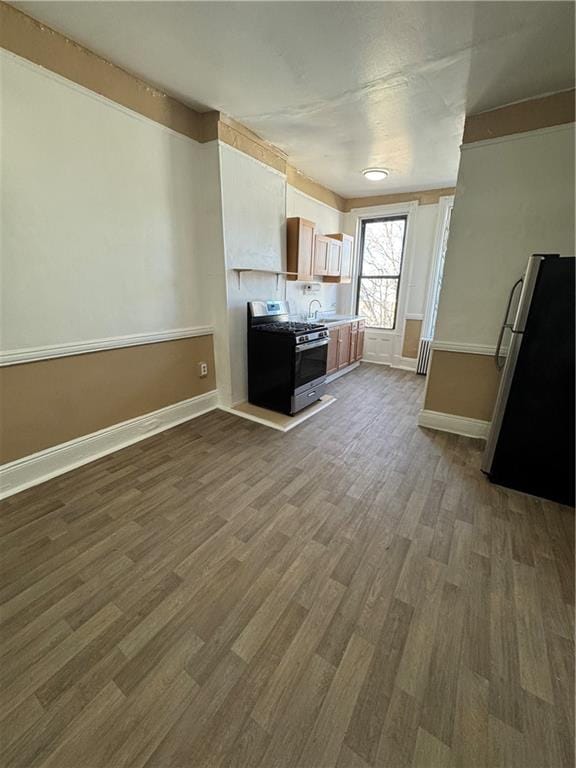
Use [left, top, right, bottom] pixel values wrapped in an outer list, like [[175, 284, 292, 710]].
[[362, 168, 389, 181]]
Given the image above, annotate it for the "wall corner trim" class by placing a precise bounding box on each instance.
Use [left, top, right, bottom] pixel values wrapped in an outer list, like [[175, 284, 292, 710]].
[[0, 389, 219, 499], [418, 409, 490, 439]]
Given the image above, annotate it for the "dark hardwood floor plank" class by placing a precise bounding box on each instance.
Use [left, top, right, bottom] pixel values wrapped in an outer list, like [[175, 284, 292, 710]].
[[0, 364, 572, 768]]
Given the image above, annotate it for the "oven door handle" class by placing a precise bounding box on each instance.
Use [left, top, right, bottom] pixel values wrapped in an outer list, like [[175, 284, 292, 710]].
[[296, 339, 329, 351]]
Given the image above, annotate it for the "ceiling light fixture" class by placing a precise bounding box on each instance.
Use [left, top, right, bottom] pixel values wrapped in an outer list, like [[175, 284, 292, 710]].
[[362, 168, 389, 181]]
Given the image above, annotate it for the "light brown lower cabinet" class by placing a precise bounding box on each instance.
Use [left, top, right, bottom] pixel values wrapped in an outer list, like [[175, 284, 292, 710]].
[[356, 321, 365, 361], [349, 321, 358, 361], [337, 323, 352, 370], [326, 327, 339, 375], [326, 320, 365, 377]]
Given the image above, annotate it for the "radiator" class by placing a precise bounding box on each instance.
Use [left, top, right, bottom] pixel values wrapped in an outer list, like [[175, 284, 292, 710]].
[[416, 338, 432, 375]]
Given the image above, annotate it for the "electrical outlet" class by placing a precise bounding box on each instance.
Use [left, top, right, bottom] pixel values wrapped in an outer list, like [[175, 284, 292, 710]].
[[198, 362, 208, 378]]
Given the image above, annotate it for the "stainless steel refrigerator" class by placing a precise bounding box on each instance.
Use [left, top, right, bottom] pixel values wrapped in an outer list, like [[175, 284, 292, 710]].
[[482, 254, 575, 506]]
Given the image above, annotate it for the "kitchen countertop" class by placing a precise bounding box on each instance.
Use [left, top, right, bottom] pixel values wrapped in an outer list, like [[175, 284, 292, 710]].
[[292, 313, 365, 326], [318, 314, 365, 326]]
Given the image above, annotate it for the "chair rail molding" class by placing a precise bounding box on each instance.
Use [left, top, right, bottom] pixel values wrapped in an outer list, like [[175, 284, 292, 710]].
[[0, 326, 215, 366], [431, 340, 497, 355]]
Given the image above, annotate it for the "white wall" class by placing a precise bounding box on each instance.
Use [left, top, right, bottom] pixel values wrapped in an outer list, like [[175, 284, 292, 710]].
[[406, 203, 439, 316], [285, 186, 343, 318], [0, 51, 212, 353], [0, 49, 352, 409], [194, 142, 230, 402], [218, 149, 350, 406], [435, 124, 575, 347], [219, 144, 286, 405]]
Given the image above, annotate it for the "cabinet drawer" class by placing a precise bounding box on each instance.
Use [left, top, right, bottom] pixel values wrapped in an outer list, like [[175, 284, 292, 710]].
[[291, 382, 326, 414]]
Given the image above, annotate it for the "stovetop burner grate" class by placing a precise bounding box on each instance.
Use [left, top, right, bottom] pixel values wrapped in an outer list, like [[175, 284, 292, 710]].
[[255, 321, 326, 334]]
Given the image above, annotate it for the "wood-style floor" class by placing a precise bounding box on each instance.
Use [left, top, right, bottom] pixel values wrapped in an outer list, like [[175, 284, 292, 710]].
[[0, 365, 573, 768]]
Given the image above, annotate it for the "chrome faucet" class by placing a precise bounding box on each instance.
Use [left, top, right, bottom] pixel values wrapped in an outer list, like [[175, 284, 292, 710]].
[[308, 299, 322, 320]]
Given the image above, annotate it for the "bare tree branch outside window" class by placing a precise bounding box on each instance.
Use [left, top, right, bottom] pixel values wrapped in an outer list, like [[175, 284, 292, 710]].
[[356, 217, 407, 329]]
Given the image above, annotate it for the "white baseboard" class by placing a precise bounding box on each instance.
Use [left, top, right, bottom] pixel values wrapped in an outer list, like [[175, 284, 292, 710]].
[[418, 409, 490, 439], [360, 357, 389, 365], [359, 358, 417, 372], [393, 357, 417, 372], [0, 390, 218, 499]]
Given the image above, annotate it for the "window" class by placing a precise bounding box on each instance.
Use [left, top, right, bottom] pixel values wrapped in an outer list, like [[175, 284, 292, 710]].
[[356, 215, 407, 329]]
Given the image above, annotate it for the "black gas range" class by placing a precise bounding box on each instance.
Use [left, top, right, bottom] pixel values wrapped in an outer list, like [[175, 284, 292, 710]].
[[247, 300, 329, 415]]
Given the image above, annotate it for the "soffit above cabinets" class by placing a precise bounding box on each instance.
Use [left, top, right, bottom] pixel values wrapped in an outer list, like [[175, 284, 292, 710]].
[[12, 1, 576, 197]]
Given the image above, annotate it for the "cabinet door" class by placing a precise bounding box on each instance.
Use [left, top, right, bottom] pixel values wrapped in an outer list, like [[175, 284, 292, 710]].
[[349, 325, 358, 362], [287, 217, 315, 280], [356, 322, 365, 361], [326, 327, 339, 375], [314, 236, 329, 276], [298, 218, 315, 279], [327, 239, 341, 276], [339, 235, 354, 282], [323, 233, 354, 283], [337, 323, 352, 369]]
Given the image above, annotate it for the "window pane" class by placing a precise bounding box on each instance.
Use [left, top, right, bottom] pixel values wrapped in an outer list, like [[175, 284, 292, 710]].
[[358, 278, 399, 329], [361, 218, 406, 276]]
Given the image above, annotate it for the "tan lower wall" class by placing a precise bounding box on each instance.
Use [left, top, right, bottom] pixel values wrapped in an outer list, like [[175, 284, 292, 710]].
[[424, 350, 501, 422], [0, 336, 216, 464], [401, 319, 422, 359]]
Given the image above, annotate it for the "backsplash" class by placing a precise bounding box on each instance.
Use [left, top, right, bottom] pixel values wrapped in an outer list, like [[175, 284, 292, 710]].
[[285, 281, 338, 319]]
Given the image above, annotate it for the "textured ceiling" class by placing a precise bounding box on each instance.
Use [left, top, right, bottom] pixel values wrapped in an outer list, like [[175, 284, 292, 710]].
[[13, 1, 575, 196]]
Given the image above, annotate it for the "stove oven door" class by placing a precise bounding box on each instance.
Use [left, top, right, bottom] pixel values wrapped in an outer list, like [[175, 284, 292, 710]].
[[293, 338, 329, 395]]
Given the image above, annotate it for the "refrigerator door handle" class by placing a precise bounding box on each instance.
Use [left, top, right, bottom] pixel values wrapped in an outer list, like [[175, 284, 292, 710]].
[[482, 254, 546, 475], [482, 329, 524, 473], [495, 279, 523, 370]]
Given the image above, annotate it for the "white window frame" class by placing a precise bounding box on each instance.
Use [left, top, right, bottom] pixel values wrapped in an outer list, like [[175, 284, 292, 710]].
[[348, 201, 418, 333], [355, 214, 409, 331], [345, 201, 419, 366]]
